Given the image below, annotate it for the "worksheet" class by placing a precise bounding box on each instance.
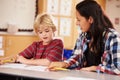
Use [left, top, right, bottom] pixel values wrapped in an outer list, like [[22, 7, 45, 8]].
[[0, 63, 48, 72], [59, 77, 96, 80]]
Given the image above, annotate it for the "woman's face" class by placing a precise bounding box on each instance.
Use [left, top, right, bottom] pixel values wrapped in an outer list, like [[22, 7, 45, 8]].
[[37, 26, 54, 45], [76, 10, 92, 32]]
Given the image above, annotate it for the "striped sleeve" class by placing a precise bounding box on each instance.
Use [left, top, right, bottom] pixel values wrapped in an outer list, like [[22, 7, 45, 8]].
[[19, 42, 37, 59]]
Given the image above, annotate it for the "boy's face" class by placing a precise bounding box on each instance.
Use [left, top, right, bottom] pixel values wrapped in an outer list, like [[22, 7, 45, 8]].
[[37, 26, 54, 45]]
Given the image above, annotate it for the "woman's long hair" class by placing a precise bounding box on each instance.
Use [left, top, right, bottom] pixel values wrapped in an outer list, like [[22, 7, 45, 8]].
[[76, 0, 114, 55]]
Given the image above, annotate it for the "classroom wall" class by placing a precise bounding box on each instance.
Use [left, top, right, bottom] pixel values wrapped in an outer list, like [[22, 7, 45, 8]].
[[0, 0, 36, 30], [106, 0, 120, 32], [0, 0, 38, 57], [97, 0, 106, 10]]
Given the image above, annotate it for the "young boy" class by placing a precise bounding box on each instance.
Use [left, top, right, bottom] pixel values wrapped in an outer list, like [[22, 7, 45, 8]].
[[0, 13, 63, 66]]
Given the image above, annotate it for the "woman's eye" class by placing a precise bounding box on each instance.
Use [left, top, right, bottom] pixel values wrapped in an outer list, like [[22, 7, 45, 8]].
[[77, 19, 80, 22]]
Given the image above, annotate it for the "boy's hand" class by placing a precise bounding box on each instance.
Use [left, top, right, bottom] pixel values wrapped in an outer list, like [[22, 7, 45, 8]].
[[16, 55, 28, 64], [0, 59, 4, 65], [0, 55, 17, 65]]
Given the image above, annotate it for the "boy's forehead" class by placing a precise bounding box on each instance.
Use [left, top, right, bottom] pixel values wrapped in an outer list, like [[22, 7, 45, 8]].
[[38, 26, 51, 31]]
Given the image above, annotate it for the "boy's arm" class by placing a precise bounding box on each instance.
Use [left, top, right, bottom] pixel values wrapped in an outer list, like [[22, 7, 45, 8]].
[[16, 56, 50, 66]]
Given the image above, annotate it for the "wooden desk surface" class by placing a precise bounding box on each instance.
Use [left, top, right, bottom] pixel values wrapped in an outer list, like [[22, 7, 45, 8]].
[[0, 66, 119, 80]]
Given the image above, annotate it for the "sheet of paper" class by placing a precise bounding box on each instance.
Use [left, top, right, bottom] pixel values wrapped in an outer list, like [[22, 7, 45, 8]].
[[24, 65, 48, 71], [59, 18, 72, 36], [0, 63, 48, 72], [59, 77, 96, 80], [52, 17, 58, 36], [60, 0, 72, 16], [47, 0, 59, 14], [0, 63, 26, 69]]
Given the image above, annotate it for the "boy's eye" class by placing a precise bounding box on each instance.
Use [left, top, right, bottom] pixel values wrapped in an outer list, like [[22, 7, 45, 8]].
[[45, 30, 49, 32], [39, 31, 42, 34]]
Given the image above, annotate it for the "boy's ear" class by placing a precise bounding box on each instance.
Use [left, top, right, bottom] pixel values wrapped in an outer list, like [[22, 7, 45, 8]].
[[88, 16, 94, 24]]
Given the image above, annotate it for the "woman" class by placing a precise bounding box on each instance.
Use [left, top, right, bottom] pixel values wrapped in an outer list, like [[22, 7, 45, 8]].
[[48, 0, 120, 75]]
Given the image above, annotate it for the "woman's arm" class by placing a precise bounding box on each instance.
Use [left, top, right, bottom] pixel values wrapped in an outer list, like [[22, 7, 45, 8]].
[[80, 66, 97, 72], [99, 32, 120, 75]]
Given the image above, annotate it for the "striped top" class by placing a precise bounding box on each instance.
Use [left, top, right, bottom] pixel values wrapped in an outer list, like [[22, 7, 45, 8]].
[[19, 39, 63, 61]]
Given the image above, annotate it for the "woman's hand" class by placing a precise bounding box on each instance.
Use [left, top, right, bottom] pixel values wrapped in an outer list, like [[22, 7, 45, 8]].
[[48, 62, 69, 71], [80, 66, 97, 72]]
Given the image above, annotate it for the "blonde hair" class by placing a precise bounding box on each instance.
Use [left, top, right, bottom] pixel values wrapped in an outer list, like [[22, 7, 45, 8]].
[[34, 13, 56, 33]]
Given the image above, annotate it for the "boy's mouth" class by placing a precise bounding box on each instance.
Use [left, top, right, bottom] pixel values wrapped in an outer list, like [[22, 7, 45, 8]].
[[43, 37, 47, 39]]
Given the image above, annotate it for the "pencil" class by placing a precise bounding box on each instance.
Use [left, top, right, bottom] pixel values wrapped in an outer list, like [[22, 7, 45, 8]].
[[3, 59, 14, 63], [53, 67, 69, 71]]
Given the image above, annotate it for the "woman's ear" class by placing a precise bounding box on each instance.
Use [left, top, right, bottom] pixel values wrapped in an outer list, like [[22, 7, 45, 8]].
[[88, 16, 94, 24]]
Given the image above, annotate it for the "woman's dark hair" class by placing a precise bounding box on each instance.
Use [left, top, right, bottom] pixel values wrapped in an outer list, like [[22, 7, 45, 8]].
[[76, 0, 114, 54]]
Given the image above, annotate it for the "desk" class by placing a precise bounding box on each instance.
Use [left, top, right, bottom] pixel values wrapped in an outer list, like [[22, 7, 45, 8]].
[[0, 65, 120, 80]]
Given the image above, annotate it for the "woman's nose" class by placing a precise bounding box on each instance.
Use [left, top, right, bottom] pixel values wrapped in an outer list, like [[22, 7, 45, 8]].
[[76, 21, 79, 25]]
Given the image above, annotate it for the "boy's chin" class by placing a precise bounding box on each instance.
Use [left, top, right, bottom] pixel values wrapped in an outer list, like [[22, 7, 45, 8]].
[[43, 41, 51, 45]]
